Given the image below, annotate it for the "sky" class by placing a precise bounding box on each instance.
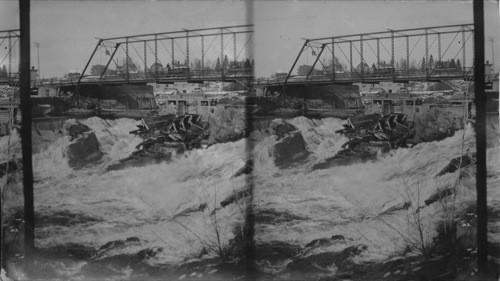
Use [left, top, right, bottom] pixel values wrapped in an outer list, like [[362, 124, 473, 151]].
[[0, 0, 251, 78], [0, 0, 499, 78], [254, 0, 500, 77]]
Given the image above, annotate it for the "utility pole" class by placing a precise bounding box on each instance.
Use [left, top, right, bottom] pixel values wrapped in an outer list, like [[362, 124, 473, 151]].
[[20, 0, 35, 250], [34, 42, 40, 80], [473, 0, 488, 277]]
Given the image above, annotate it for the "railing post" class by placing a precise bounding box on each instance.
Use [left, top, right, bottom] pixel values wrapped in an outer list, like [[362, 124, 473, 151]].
[[349, 41, 353, 78], [201, 35, 204, 77], [8, 33, 12, 82], [377, 38, 380, 68], [154, 35, 158, 81], [360, 35, 364, 80], [171, 38, 175, 69], [233, 32, 237, 67], [331, 38, 335, 82], [462, 26, 466, 76], [144, 41, 147, 79], [125, 37, 129, 82], [438, 33, 441, 64], [406, 36, 410, 76], [220, 28, 224, 79], [391, 30, 395, 69], [425, 29, 429, 78], [186, 30, 190, 78]]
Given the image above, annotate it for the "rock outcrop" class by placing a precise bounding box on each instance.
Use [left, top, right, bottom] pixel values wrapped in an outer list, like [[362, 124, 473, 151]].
[[68, 122, 92, 140], [435, 153, 476, 177], [270, 122, 309, 168], [66, 132, 104, 169], [424, 187, 454, 206]]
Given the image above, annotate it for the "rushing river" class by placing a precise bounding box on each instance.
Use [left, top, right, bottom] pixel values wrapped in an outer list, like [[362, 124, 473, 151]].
[[1, 115, 499, 279]]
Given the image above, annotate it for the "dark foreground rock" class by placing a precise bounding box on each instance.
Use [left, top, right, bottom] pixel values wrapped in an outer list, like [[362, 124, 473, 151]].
[[67, 122, 91, 140], [287, 245, 367, 272], [106, 153, 172, 171], [220, 188, 252, 207], [66, 132, 104, 168], [435, 152, 476, 177], [272, 130, 310, 168], [312, 149, 378, 170], [230, 159, 254, 179], [424, 187, 454, 206], [271, 122, 298, 140]]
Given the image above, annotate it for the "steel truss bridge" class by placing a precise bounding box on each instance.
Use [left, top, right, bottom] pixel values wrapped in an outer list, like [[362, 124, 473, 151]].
[[258, 24, 475, 92], [0, 29, 20, 86], [39, 25, 254, 90]]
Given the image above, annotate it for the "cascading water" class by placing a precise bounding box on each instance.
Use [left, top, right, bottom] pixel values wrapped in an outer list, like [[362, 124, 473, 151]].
[[3, 117, 250, 279], [251, 115, 499, 273], [2, 114, 498, 279]]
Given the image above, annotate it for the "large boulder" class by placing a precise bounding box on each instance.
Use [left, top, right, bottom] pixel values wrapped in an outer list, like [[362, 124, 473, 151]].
[[67, 122, 91, 140], [411, 107, 462, 143], [271, 122, 297, 140], [272, 131, 309, 168], [270, 122, 309, 168], [435, 153, 476, 177], [424, 187, 453, 206], [66, 132, 104, 168]]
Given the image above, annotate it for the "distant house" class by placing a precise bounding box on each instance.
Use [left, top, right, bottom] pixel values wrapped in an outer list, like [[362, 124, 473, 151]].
[[90, 64, 107, 76], [66, 72, 80, 79], [356, 62, 372, 73], [297, 64, 323, 76], [274, 71, 288, 78], [37, 85, 58, 97]]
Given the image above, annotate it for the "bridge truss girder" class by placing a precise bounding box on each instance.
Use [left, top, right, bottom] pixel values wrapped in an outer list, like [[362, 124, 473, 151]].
[[282, 23, 474, 93], [77, 24, 254, 88], [0, 29, 21, 85]]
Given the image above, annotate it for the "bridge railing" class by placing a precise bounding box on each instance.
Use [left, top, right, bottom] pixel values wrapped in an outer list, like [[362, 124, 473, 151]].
[[257, 66, 475, 85], [37, 67, 253, 87]]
